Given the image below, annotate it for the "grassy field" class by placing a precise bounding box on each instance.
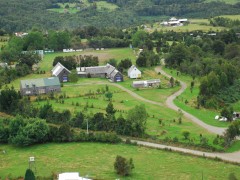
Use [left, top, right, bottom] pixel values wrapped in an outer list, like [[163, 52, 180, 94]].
[[148, 18, 226, 33], [0, 35, 9, 52], [162, 67, 230, 128], [48, 1, 118, 14], [205, 0, 240, 4], [221, 14, 240, 20], [0, 142, 239, 179]]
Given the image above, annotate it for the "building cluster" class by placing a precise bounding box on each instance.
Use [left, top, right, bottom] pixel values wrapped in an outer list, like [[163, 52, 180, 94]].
[[160, 17, 188, 27], [76, 63, 123, 82], [20, 62, 160, 96]]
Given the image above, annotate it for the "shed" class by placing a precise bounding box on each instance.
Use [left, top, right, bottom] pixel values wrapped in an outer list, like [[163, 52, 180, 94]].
[[132, 79, 160, 88], [128, 65, 141, 79]]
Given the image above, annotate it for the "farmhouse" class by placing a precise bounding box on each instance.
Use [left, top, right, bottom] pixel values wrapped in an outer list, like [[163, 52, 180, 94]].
[[52, 62, 71, 82], [20, 77, 61, 96], [76, 64, 123, 82], [132, 79, 160, 88], [128, 65, 141, 79]]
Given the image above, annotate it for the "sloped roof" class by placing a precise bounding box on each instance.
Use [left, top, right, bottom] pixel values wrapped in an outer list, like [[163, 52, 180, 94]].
[[128, 65, 141, 74], [110, 69, 122, 78], [132, 79, 160, 85], [20, 77, 60, 88], [86, 66, 106, 74], [52, 62, 71, 76], [106, 64, 116, 75]]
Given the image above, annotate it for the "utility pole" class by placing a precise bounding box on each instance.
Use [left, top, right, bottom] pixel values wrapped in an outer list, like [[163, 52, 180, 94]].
[[87, 118, 89, 135]]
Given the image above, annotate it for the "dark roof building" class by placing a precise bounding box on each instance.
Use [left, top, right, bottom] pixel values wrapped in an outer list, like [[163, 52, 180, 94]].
[[76, 64, 123, 82], [52, 62, 71, 82], [20, 77, 61, 96]]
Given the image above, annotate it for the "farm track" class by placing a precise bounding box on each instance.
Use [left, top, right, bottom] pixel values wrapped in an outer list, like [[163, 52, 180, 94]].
[[65, 68, 240, 163], [154, 66, 226, 135]]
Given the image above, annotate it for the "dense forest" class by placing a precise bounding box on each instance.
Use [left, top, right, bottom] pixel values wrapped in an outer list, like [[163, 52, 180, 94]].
[[0, 0, 240, 32]]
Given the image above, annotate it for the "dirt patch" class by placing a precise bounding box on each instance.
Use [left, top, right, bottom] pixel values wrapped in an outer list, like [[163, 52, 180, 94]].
[[77, 52, 114, 63]]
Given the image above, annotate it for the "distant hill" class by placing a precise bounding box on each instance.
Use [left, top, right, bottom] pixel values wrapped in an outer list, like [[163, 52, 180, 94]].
[[0, 0, 240, 32]]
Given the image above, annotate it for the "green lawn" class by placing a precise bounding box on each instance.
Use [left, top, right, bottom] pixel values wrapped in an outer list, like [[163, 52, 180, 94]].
[[41, 48, 136, 72], [0, 143, 239, 179], [163, 67, 230, 128], [96, 1, 119, 11], [48, 3, 79, 14]]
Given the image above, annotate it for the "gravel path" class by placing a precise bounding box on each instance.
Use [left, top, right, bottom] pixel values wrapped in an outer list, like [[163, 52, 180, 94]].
[[129, 139, 240, 163], [155, 66, 226, 135]]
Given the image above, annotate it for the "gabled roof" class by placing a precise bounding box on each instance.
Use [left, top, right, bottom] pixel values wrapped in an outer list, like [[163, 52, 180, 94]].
[[128, 65, 141, 74], [106, 64, 116, 75], [52, 62, 71, 76], [20, 77, 60, 88], [110, 69, 121, 78]]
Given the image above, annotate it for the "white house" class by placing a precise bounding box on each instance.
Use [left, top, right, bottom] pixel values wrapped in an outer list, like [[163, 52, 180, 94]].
[[58, 172, 91, 180], [128, 65, 141, 79]]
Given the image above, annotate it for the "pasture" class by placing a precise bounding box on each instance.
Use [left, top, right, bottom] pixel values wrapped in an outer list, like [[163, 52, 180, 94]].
[[48, 0, 119, 14], [205, 0, 240, 4], [0, 143, 239, 179]]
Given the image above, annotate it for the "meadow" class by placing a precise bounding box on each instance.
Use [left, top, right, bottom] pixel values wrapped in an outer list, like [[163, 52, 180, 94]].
[[0, 143, 239, 179], [48, 0, 118, 14], [205, 0, 240, 4]]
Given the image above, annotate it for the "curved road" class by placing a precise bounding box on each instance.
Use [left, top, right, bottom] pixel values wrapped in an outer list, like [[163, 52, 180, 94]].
[[66, 75, 240, 163], [129, 139, 240, 163], [155, 66, 226, 135]]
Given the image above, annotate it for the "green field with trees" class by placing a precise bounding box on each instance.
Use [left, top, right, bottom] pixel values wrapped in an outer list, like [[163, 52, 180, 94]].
[[0, 143, 240, 179]]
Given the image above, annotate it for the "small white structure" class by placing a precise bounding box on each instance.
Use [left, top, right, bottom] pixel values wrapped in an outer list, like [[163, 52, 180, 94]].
[[132, 79, 160, 88], [63, 49, 75, 53], [128, 65, 141, 79], [58, 172, 91, 180], [160, 17, 188, 27]]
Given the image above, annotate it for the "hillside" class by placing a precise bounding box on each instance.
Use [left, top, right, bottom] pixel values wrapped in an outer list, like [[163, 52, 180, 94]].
[[0, 0, 240, 32]]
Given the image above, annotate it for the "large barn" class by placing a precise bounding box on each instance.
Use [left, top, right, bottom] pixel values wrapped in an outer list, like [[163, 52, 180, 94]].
[[76, 64, 123, 82], [20, 77, 61, 96]]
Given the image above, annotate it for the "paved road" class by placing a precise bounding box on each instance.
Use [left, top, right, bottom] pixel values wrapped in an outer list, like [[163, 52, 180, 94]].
[[129, 139, 240, 163], [155, 66, 226, 135]]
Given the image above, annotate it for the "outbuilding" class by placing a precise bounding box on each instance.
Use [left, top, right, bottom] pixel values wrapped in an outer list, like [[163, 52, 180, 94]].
[[132, 79, 160, 88], [20, 77, 61, 96], [128, 65, 141, 79]]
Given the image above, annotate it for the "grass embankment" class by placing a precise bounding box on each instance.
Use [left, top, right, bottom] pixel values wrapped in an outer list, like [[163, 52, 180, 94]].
[[0, 143, 240, 179]]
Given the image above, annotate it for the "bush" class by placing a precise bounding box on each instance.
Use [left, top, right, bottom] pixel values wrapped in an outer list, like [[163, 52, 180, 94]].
[[114, 155, 134, 176]]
